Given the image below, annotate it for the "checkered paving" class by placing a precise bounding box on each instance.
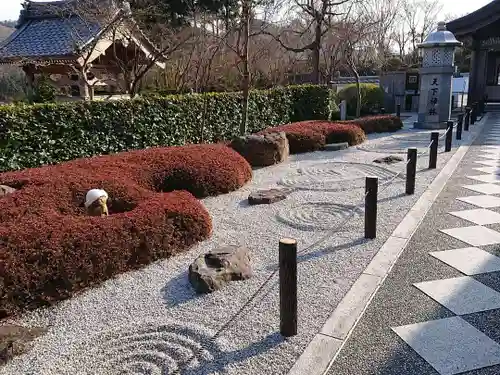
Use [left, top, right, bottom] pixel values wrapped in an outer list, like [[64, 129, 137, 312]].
[[392, 115, 500, 375]]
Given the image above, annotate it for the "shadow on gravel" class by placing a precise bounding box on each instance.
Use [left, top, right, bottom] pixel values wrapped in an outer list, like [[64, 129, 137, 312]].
[[161, 271, 201, 307]]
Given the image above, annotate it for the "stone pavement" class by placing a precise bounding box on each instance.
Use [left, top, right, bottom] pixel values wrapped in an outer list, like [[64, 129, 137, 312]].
[[327, 112, 500, 375]]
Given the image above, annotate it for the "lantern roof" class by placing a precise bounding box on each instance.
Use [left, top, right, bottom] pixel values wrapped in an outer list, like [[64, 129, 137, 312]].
[[418, 22, 462, 48]]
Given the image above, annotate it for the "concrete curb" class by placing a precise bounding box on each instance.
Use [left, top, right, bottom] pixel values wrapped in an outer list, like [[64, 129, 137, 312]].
[[286, 113, 490, 375]]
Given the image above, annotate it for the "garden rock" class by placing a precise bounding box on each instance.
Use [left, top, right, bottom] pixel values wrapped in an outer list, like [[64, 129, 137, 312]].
[[373, 155, 404, 164], [324, 142, 349, 151], [230, 132, 289, 167], [0, 185, 16, 197], [0, 325, 46, 364], [248, 189, 288, 205], [189, 246, 252, 293]]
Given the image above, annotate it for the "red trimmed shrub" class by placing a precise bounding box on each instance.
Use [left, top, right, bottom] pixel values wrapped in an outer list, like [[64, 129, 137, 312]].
[[0, 144, 252, 317], [259, 121, 366, 154], [344, 115, 403, 134]]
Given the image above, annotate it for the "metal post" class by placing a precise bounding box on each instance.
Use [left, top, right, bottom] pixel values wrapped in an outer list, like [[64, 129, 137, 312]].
[[396, 104, 401, 118], [365, 177, 378, 239], [429, 132, 439, 169], [456, 114, 463, 140], [406, 148, 417, 195], [464, 108, 470, 131], [279, 238, 297, 337], [445, 120, 453, 152]]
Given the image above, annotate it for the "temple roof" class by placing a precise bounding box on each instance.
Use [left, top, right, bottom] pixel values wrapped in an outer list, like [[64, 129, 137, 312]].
[[0, 0, 164, 65], [447, 0, 500, 38]]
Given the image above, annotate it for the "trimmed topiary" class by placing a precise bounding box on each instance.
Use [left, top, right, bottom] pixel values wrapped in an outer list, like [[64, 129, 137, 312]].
[[0, 144, 252, 317], [259, 121, 366, 154], [344, 115, 403, 134]]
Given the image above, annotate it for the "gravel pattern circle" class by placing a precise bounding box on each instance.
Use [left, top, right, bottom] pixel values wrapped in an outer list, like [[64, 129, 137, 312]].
[[357, 133, 441, 154], [48, 321, 222, 375], [278, 162, 402, 191], [276, 202, 362, 231]]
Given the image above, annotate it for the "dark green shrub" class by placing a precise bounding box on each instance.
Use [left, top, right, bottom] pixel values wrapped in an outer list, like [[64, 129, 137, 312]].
[[0, 85, 340, 172], [337, 83, 385, 116]]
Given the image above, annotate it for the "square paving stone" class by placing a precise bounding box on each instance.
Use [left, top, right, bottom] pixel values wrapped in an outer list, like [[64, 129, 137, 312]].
[[462, 184, 500, 195], [474, 160, 500, 167], [392, 317, 500, 375], [440, 226, 500, 246], [413, 276, 500, 314], [449, 209, 500, 225], [430, 247, 500, 275], [467, 174, 500, 183], [479, 154, 500, 160], [474, 166, 500, 174], [457, 195, 500, 208]]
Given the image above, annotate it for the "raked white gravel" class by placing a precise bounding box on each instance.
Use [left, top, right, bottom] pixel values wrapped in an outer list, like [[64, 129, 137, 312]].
[[0, 120, 463, 375]]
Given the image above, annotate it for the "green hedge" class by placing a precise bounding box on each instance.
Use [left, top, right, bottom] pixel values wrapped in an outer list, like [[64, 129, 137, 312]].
[[337, 83, 385, 116], [0, 85, 339, 172]]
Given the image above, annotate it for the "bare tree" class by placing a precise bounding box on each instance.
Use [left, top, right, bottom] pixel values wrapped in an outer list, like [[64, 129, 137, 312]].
[[401, 0, 442, 63], [263, 0, 355, 84]]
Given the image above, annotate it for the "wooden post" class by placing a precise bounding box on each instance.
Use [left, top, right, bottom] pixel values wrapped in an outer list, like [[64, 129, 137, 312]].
[[429, 132, 439, 169], [406, 148, 417, 195], [456, 114, 463, 140], [365, 177, 378, 239], [445, 121, 453, 152], [396, 104, 401, 118], [464, 108, 470, 131], [279, 238, 297, 337]]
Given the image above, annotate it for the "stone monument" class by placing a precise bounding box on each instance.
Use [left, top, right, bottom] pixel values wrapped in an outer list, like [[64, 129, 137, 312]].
[[414, 21, 461, 129], [340, 100, 347, 120]]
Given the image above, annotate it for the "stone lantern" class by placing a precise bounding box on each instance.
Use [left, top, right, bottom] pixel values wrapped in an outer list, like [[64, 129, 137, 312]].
[[414, 21, 462, 129]]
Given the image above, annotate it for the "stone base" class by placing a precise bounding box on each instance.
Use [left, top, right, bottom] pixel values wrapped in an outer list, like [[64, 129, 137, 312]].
[[413, 121, 448, 130], [323, 142, 349, 151]]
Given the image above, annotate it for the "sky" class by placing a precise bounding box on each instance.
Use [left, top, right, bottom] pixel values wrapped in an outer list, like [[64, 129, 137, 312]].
[[0, 0, 494, 22]]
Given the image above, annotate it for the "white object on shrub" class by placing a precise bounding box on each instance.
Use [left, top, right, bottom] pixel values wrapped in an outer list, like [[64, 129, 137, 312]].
[[85, 189, 108, 208]]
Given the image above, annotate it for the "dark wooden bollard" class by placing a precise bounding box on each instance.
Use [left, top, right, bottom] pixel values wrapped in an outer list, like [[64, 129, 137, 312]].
[[406, 148, 417, 195], [279, 238, 297, 337], [456, 114, 463, 140], [445, 121, 453, 152], [429, 132, 439, 169], [471, 103, 477, 125], [396, 104, 401, 118], [365, 177, 378, 239], [464, 108, 470, 131]]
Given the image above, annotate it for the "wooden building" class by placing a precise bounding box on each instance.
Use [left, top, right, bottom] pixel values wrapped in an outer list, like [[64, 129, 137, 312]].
[[447, 1, 500, 103], [0, 0, 166, 100]]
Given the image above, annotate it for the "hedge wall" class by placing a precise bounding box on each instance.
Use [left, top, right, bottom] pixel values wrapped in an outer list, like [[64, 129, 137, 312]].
[[0, 85, 339, 172]]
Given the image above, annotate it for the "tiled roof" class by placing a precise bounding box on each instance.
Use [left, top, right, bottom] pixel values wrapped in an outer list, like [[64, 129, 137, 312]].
[[0, 0, 114, 62], [330, 76, 380, 85], [0, 17, 101, 60]]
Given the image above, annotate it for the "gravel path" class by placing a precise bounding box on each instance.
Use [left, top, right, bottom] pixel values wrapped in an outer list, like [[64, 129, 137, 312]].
[[0, 118, 474, 375]]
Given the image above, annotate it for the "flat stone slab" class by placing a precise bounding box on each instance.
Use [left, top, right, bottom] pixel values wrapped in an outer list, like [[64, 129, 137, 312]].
[[414, 276, 500, 315], [449, 208, 500, 225], [323, 142, 348, 151], [392, 317, 500, 375], [430, 247, 500, 275], [462, 183, 500, 195], [440, 225, 500, 246], [0, 325, 46, 364], [372, 155, 404, 164], [248, 189, 289, 205], [457, 195, 500, 208]]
